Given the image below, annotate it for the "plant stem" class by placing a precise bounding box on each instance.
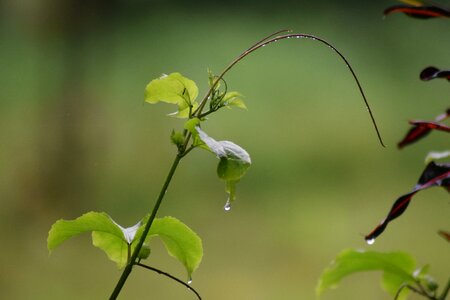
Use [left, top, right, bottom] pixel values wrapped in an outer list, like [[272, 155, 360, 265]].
[[194, 31, 385, 147], [109, 153, 183, 299], [438, 277, 450, 300], [136, 262, 202, 300]]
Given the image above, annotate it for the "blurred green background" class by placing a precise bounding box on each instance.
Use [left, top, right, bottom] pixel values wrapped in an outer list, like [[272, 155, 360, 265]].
[[1, 0, 449, 299]]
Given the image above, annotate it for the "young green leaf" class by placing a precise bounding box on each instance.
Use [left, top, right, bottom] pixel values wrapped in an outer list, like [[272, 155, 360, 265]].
[[47, 211, 125, 252], [222, 91, 247, 109], [135, 216, 203, 280], [48, 211, 146, 269], [193, 126, 251, 207], [92, 219, 142, 268], [317, 249, 416, 298], [145, 73, 199, 118], [92, 231, 130, 268], [48, 212, 202, 276]]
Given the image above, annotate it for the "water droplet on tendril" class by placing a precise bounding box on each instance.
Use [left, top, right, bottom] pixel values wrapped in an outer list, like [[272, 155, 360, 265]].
[[366, 238, 375, 245], [224, 200, 231, 211]]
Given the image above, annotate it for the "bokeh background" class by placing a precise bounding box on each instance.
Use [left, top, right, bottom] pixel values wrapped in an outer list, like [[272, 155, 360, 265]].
[[1, 0, 449, 299]]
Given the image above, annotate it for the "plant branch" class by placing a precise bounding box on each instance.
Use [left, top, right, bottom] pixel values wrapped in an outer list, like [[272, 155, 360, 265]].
[[438, 277, 450, 300], [136, 262, 202, 300], [395, 284, 435, 300], [109, 153, 183, 299], [194, 30, 385, 147]]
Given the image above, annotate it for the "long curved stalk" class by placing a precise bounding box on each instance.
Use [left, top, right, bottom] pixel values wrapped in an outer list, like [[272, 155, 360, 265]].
[[195, 31, 385, 147]]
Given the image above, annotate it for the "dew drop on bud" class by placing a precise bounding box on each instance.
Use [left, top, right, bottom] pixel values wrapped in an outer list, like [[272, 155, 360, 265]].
[[366, 238, 375, 245], [187, 278, 193, 285], [224, 200, 231, 211]]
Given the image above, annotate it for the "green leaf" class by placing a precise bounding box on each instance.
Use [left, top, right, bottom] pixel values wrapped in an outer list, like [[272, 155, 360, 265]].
[[382, 272, 410, 300], [145, 73, 198, 118], [194, 127, 251, 204], [92, 219, 142, 268], [217, 155, 251, 182], [92, 231, 129, 268], [317, 249, 416, 298], [135, 216, 203, 279], [222, 91, 247, 109], [170, 130, 185, 147], [207, 68, 220, 89], [47, 212, 125, 252], [48, 212, 146, 269], [138, 244, 151, 260], [184, 118, 201, 134]]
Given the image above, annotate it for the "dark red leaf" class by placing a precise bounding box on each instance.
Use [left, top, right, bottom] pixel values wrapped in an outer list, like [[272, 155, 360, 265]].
[[420, 66, 450, 81], [438, 230, 450, 242], [384, 3, 450, 19], [398, 109, 450, 149], [398, 123, 432, 149], [365, 162, 450, 242], [410, 121, 450, 132]]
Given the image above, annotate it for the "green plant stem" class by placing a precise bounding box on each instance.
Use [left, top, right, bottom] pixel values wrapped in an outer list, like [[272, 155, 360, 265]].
[[438, 277, 450, 300], [136, 262, 202, 300], [109, 153, 183, 299]]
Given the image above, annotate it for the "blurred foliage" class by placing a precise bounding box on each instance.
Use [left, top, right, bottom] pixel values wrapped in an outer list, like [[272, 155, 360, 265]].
[[0, 0, 449, 299]]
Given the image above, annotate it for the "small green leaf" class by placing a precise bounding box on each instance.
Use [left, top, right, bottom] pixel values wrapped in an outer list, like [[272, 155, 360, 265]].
[[207, 68, 221, 90], [382, 272, 410, 300], [184, 118, 201, 134], [217, 155, 251, 182], [135, 216, 203, 279], [47, 212, 125, 252], [145, 73, 198, 118], [170, 130, 185, 147], [48, 212, 146, 269], [194, 127, 251, 204], [317, 249, 416, 298], [222, 91, 247, 109], [138, 244, 151, 260]]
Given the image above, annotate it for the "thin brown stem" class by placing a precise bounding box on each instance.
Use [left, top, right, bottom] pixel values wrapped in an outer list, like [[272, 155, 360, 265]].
[[136, 262, 202, 300], [194, 31, 385, 147]]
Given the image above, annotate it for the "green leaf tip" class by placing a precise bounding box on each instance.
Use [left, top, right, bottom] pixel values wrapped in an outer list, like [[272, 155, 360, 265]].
[[316, 249, 417, 299], [145, 72, 199, 118]]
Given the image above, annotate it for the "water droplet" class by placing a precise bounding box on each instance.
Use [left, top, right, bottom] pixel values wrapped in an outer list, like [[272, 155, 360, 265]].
[[187, 278, 193, 285], [224, 200, 231, 211], [366, 238, 375, 245]]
